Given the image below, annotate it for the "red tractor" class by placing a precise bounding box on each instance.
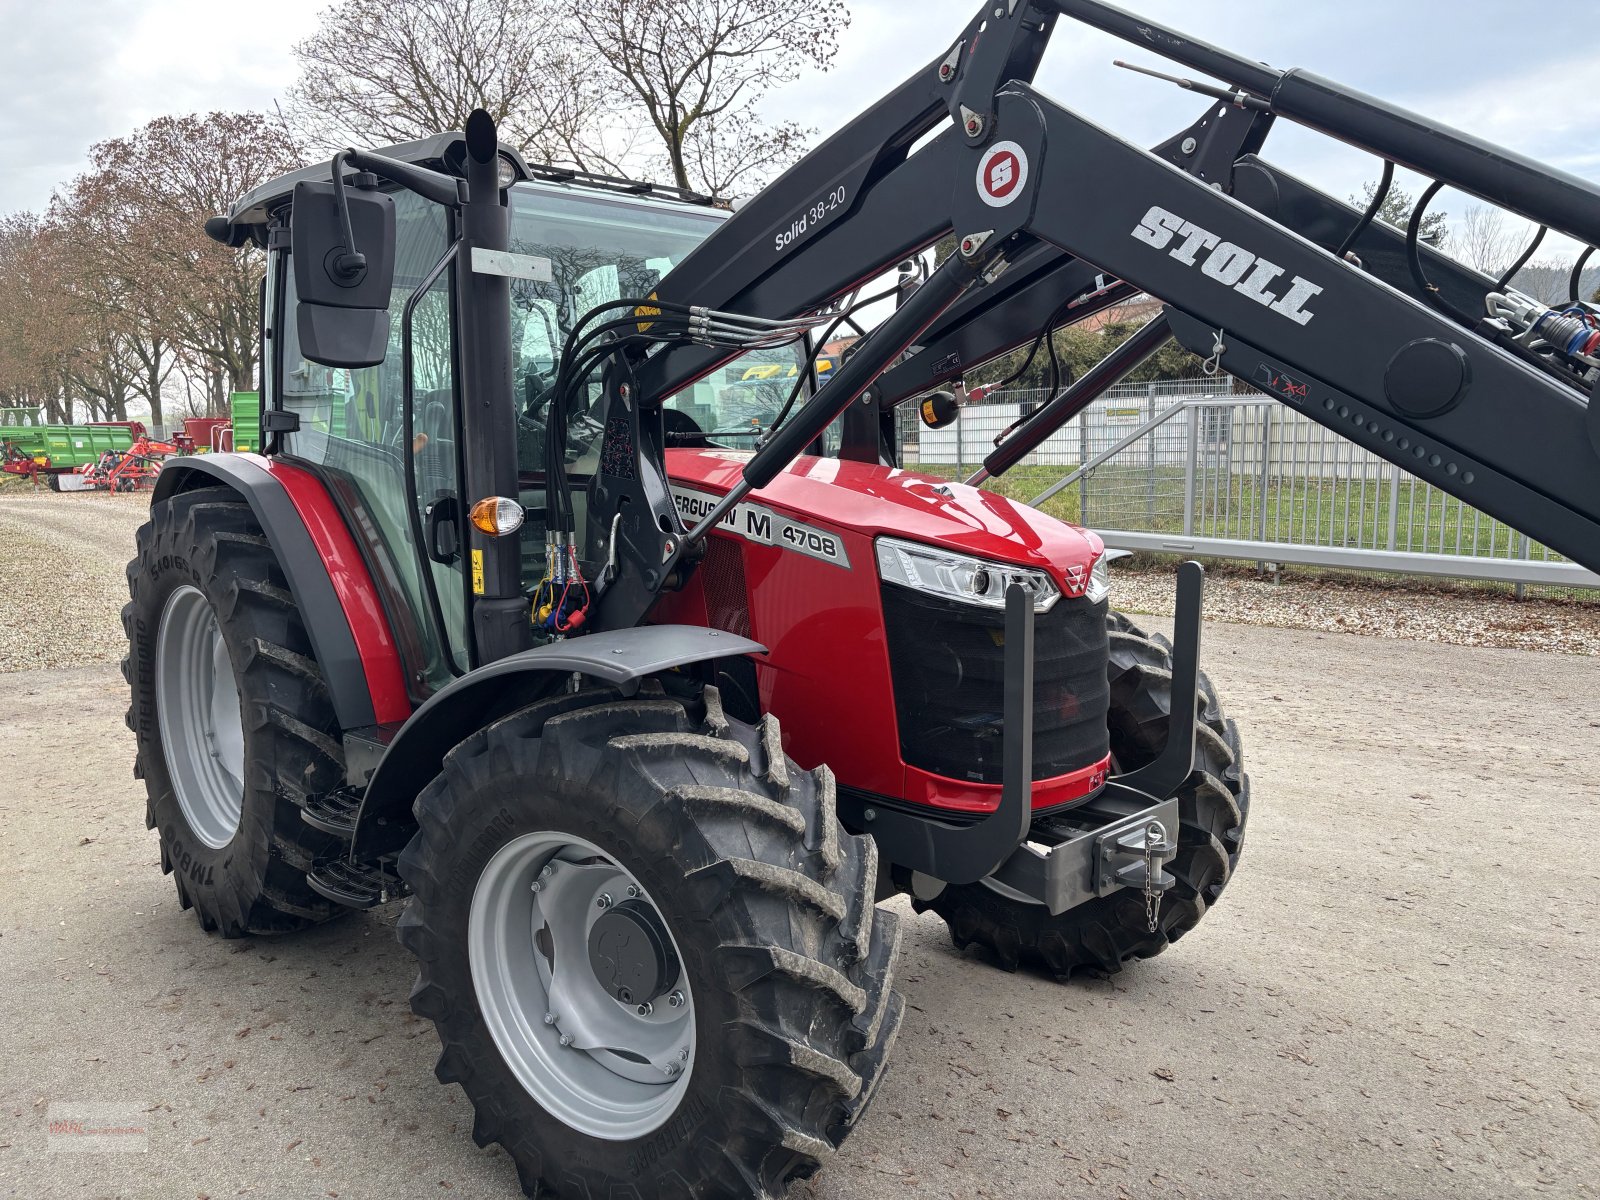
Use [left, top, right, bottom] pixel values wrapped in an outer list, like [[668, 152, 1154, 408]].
[[126, 2, 1600, 1196]]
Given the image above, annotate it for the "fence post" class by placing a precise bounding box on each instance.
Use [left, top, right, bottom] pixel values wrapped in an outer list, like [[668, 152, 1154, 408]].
[[1145, 383, 1157, 524], [1386, 465, 1401, 551], [1183, 402, 1199, 536], [955, 405, 964, 477], [1257, 406, 1272, 545], [1078, 410, 1090, 526]]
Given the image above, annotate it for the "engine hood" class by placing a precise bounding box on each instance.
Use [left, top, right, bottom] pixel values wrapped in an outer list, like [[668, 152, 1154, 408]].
[[664, 449, 1103, 586]]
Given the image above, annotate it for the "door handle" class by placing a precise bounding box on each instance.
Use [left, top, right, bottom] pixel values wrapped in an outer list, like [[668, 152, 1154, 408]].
[[424, 495, 461, 565]]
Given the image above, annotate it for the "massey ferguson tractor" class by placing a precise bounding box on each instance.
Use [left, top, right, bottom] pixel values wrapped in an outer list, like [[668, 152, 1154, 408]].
[[124, 1, 1600, 1194]]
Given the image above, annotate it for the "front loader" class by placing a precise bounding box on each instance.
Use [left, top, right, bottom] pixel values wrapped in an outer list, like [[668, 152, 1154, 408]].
[[124, 2, 1599, 1195]]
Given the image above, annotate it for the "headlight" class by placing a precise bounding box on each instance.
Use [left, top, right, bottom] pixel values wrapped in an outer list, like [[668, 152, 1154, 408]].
[[875, 536, 1061, 613], [1085, 553, 1111, 605]]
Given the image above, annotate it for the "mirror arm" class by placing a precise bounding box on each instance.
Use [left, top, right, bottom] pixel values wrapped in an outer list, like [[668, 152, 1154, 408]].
[[328, 152, 368, 280], [343, 149, 464, 209]]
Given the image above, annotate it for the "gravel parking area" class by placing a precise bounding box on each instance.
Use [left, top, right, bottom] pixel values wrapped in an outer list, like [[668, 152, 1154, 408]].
[[0, 491, 147, 671], [2, 623, 1596, 1199], [1115, 560, 1600, 655]]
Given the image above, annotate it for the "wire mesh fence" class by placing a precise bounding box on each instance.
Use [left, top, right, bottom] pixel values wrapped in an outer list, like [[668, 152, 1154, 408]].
[[898, 377, 1599, 600]]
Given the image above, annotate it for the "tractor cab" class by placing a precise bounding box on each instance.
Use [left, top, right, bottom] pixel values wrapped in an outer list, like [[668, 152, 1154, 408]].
[[233, 136, 808, 691]]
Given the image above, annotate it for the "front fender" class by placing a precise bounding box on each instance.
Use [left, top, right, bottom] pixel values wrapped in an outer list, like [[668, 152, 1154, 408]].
[[351, 625, 766, 858], [152, 454, 408, 729]]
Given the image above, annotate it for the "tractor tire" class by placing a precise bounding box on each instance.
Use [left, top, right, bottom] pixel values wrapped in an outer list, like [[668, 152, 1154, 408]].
[[396, 686, 903, 1198], [122, 485, 346, 937], [921, 608, 1249, 979]]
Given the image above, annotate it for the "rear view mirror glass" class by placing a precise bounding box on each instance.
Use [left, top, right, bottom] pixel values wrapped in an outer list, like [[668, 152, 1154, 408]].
[[291, 180, 397, 368]]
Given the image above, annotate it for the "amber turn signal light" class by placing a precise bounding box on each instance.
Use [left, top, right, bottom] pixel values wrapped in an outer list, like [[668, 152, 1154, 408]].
[[469, 496, 525, 537]]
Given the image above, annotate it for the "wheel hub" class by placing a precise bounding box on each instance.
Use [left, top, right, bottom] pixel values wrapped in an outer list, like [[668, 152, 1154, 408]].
[[588, 900, 680, 1007]]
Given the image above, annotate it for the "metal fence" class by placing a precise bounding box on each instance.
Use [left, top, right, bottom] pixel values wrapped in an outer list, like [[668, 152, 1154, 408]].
[[898, 379, 1600, 593]]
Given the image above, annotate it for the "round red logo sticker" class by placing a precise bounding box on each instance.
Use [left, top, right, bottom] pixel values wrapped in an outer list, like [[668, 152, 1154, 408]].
[[976, 141, 1029, 208]]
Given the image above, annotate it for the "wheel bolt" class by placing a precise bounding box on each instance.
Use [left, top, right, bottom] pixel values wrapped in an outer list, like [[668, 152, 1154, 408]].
[[596, 893, 613, 909], [530, 881, 542, 893], [667, 990, 685, 1008], [543, 1012, 558, 1026], [540, 864, 555, 879], [662, 1062, 680, 1077], [626, 884, 640, 898], [637, 1002, 654, 1017], [678, 1047, 690, 1061], [558, 1034, 573, 1047]]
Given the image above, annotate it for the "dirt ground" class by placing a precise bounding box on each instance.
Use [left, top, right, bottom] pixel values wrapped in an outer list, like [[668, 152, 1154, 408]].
[[2, 616, 1596, 1199], [2, 488, 1597, 1197]]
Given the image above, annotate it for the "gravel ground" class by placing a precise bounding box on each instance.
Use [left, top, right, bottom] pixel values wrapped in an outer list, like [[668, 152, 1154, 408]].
[[3, 625, 1597, 1199], [1113, 560, 1600, 655], [0, 491, 148, 672]]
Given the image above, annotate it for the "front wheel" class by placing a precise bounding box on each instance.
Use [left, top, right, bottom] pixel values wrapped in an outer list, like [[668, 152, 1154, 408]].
[[397, 686, 903, 1197], [922, 609, 1250, 978]]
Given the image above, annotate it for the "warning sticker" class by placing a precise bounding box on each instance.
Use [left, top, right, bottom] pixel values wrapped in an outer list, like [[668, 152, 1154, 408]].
[[471, 548, 485, 595]]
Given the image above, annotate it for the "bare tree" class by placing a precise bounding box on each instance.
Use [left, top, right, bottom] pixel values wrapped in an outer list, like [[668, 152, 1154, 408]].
[[56, 114, 301, 417], [0, 214, 83, 420], [1454, 204, 1526, 276], [581, 0, 852, 196], [1350, 180, 1449, 247], [285, 0, 620, 169]]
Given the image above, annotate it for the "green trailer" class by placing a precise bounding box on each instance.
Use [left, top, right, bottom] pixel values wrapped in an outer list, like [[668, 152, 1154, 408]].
[[1, 422, 138, 477], [229, 391, 260, 453]]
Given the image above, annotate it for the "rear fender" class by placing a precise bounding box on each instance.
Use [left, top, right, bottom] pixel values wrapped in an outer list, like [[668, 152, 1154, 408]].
[[152, 454, 410, 730], [350, 625, 766, 859]]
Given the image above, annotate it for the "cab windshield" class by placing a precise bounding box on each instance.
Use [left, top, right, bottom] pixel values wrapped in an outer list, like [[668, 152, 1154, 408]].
[[506, 183, 806, 471]]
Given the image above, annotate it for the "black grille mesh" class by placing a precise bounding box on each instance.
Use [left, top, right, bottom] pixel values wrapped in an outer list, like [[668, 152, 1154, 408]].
[[880, 584, 1109, 784], [701, 535, 753, 638]]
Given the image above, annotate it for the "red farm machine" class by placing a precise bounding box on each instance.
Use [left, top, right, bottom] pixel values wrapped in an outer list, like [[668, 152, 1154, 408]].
[[125, 2, 1599, 1195]]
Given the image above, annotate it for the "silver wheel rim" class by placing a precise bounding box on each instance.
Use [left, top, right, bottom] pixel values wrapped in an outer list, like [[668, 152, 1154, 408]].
[[155, 585, 246, 850], [469, 831, 696, 1140]]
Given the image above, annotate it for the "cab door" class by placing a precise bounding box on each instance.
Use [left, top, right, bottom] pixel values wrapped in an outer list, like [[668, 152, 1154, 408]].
[[268, 187, 472, 695]]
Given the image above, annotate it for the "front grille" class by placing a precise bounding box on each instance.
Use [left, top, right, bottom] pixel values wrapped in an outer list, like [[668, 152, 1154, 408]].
[[880, 584, 1109, 784]]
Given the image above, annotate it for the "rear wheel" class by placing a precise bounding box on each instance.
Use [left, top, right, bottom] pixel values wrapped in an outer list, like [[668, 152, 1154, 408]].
[[921, 609, 1249, 978], [397, 687, 903, 1197], [123, 485, 346, 936]]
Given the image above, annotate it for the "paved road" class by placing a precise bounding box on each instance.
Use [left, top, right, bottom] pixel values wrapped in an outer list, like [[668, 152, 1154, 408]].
[[1, 621, 1596, 1199]]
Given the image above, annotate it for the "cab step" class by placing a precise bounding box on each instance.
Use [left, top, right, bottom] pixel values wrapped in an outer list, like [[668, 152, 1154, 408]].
[[302, 787, 362, 837], [306, 856, 406, 909]]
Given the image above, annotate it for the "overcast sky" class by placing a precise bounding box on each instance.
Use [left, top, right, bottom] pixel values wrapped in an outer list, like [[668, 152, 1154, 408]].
[[5, 0, 1596, 258]]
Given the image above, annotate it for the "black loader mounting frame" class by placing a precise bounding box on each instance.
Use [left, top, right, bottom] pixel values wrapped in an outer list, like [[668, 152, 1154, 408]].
[[325, 0, 1597, 906]]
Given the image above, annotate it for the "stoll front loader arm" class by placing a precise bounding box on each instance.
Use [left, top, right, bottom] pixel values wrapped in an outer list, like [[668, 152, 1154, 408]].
[[625, 0, 1600, 588]]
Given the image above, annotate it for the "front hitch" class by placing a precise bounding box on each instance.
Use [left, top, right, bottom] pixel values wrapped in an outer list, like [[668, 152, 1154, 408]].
[[982, 561, 1206, 915]]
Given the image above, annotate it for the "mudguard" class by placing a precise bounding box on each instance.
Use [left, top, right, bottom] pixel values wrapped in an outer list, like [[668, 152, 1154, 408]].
[[152, 454, 409, 731], [350, 625, 766, 858]]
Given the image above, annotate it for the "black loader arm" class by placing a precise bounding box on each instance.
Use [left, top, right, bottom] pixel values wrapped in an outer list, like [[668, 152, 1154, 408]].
[[625, 0, 1599, 576]]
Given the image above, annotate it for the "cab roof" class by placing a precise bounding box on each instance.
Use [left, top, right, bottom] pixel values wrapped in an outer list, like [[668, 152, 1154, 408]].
[[222, 131, 721, 235]]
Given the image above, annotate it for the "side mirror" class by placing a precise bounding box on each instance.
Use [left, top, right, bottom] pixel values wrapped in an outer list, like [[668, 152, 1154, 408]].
[[291, 179, 396, 368]]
